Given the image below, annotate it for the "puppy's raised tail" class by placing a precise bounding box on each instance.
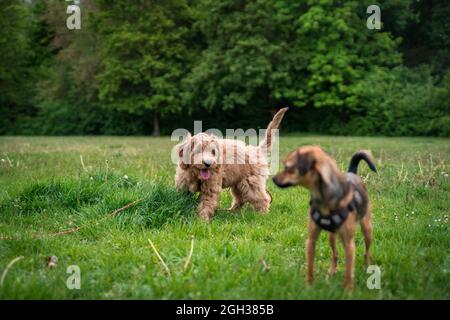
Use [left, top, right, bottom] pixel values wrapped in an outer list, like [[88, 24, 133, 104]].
[[348, 151, 377, 174], [259, 107, 289, 150]]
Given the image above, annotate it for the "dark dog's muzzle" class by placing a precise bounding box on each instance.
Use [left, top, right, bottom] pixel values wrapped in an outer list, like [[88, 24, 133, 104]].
[[272, 176, 293, 188]]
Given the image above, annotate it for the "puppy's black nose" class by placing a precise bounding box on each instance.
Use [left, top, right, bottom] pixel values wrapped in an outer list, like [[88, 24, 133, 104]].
[[203, 159, 212, 167]]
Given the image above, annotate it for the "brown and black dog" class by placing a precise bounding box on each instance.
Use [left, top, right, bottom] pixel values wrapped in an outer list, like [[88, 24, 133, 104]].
[[272, 146, 377, 290]]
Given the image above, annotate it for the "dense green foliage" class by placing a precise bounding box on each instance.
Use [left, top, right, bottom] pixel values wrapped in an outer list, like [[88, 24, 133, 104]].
[[95, 0, 196, 135], [351, 66, 450, 136], [0, 0, 449, 136], [0, 0, 37, 133], [0, 136, 449, 298]]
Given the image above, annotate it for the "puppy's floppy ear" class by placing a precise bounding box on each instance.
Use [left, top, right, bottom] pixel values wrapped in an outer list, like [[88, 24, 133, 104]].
[[297, 152, 315, 175], [176, 133, 192, 169], [177, 142, 185, 159], [177, 132, 192, 158]]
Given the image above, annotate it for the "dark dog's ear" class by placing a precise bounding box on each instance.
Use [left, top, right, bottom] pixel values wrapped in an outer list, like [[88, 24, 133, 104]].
[[316, 157, 342, 200], [297, 152, 315, 175]]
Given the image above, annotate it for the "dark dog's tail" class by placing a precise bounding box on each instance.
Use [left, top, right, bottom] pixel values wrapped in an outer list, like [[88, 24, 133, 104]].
[[348, 151, 377, 174]]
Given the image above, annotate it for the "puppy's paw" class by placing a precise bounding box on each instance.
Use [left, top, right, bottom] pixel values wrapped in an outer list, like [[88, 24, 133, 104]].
[[197, 210, 213, 222], [256, 206, 270, 215], [227, 204, 243, 212]]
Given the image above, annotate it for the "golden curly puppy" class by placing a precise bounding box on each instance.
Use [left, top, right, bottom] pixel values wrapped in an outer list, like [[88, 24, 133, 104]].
[[175, 108, 288, 221]]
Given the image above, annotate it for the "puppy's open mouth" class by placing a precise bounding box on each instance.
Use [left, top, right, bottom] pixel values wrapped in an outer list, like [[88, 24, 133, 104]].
[[199, 169, 211, 180]]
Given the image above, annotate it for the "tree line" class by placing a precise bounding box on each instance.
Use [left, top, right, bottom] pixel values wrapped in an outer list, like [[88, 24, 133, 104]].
[[1, 0, 449, 136]]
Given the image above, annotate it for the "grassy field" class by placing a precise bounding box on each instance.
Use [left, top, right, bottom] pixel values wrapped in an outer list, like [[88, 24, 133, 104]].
[[0, 135, 449, 299]]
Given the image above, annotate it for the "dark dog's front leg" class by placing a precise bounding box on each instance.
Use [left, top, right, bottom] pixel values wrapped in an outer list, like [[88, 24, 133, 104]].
[[306, 216, 321, 286]]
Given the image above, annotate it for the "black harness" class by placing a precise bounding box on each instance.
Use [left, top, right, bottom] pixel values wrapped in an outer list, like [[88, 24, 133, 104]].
[[310, 200, 356, 233]]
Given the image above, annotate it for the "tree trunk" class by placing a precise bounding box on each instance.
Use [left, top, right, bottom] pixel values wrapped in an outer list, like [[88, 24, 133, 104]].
[[152, 111, 160, 136]]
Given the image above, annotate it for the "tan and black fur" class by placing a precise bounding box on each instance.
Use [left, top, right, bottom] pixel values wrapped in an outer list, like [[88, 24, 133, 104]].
[[272, 146, 377, 290]]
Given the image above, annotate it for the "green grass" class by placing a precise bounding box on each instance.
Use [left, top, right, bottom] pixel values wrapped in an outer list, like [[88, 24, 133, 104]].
[[0, 135, 449, 299]]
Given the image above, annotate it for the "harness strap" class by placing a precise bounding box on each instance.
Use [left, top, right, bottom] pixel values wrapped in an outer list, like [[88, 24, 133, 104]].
[[310, 201, 355, 233]]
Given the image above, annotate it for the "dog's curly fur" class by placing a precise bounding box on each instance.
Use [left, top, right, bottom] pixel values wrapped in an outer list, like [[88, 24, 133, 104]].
[[175, 108, 288, 221]]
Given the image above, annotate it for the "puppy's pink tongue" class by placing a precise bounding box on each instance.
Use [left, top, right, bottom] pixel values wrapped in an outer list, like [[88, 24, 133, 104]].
[[200, 169, 210, 180]]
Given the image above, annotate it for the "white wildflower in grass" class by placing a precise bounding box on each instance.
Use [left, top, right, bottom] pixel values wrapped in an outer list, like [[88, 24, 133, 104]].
[[123, 175, 129, 180]]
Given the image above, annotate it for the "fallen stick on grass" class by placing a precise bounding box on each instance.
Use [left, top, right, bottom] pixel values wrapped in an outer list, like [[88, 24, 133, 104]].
[[0, 198, 144, 240], [5, 155, 13, 168], [183, 235, 195, 272], [1, 256, 24, 287], [148, 239, 171, 276], [47, 198, 144, 237], [80, 154, 88, 172]]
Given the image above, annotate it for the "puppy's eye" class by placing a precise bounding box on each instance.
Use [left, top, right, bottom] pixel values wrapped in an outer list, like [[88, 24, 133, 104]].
[[212, 149, 216, 156]]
